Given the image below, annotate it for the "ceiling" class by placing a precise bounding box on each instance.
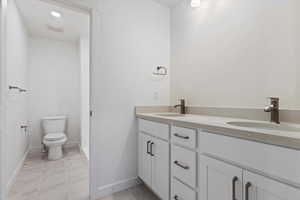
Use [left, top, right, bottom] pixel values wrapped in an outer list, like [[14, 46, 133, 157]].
[[16, 0, 89, 42], [152, 0, 182, 7]]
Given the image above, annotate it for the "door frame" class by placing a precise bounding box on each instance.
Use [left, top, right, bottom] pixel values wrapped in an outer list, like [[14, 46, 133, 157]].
[[0, 0, 8, 199], [0, 0, 100, 199]]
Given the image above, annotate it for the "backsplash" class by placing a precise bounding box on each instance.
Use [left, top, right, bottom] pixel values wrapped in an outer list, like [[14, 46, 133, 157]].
[[136, 106, 300, 124], [135, 106, 172, 114]]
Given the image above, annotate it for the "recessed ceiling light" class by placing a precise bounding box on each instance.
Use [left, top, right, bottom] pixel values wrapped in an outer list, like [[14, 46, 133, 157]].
[[51, 11, 62, 18], [191, 0, 201, 7]]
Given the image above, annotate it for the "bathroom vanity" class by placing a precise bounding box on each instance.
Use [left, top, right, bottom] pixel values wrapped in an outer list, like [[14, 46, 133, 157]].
[[137, 113, 300, 200]]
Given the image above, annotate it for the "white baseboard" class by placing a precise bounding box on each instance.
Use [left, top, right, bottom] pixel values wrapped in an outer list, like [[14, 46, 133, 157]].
[[29, 146, 43, 154], [95, 177, 141, 199], [5, 149, 29, 196], [81, 146, 89, 160], [64, 142, 80, 149]]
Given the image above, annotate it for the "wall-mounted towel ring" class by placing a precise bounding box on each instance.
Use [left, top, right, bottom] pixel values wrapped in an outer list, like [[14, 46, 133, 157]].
[[153, 66, 168, 76], [19, 88, 27, 92], [9, 85, 19, 90], [9, 85, 27, 93]]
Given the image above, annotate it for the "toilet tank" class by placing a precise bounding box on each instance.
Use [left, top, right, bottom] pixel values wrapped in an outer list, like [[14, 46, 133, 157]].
[[42, 116, 67, 134]]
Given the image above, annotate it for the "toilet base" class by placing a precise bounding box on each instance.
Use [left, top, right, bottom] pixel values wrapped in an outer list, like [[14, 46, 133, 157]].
[[48, 145, 63, 160], [43, 137, 67, 161]]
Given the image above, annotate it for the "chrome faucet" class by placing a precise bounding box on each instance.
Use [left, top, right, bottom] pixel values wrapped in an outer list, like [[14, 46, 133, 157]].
[[264, 97, 280, 124], [174, 99, 186, 114]]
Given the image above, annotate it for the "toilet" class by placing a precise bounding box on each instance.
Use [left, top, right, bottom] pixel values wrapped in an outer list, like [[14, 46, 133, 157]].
[[42, 116, 67, 160]]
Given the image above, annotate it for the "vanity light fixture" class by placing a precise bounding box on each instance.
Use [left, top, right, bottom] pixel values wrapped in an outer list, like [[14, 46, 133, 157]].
[[51, 11, 62, 18], [191, 0, 201, 7]]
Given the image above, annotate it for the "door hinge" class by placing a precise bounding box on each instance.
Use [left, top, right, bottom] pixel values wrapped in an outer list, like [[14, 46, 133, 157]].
[[90, 110, 93, 117]]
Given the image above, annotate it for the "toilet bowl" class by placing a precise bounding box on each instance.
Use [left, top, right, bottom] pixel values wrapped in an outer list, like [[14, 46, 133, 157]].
[[42, 116, 67, 160], [43, 133, 67, 160]]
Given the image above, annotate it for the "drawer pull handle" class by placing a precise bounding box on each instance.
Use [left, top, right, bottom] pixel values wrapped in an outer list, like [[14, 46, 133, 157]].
[[245, 182, 252, 200], [174, 160, 189, 170], [150, 142, 154, 156], [174, 133, 189, 140], [146, 141, 151, 155], [174, 195, 181, 200], [232, 176, 238, 200]]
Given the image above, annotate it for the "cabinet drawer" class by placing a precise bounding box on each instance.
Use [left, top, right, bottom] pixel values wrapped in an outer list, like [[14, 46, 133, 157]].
[[172, 145, 196, 188], [199, 131, 300, 186], [172, 126, 196, 149], [171, 178, 196, 200], [139, 119, 169, 140]]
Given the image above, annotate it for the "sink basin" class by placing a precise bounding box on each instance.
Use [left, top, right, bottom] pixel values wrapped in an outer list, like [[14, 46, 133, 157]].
[[227, 121, 300, 132], [155, 113, 185, 117]]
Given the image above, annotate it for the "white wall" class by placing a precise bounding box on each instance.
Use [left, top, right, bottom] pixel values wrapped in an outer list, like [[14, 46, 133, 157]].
[[0, 1, 4, 198], [79, 36, 90, 159], [28, 36, 81, 150], [171, 0, 300, 109], [90, 0, 170, 196], [4, 0, 29, 192]]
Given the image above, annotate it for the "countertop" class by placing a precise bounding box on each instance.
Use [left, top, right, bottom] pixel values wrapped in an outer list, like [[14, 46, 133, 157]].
[[136, 112, 300, 151]]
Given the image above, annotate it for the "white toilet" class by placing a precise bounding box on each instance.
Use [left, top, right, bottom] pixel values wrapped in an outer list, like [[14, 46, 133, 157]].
[[42, 116, 68, 160]]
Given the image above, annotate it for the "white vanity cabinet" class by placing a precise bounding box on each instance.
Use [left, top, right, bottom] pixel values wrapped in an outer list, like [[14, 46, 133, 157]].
[[199, 155, 300, 200], [137, 117, 300, 200], [151, 137, 169, 200], [172, 178, 196, 200], [172, 126, 197, 149], [139, 133, 153, 186], [199, 155, 243, 200], [243, 171, 300, 200], [138, 119, 169, 200], [171, 126, 198, 200], [199, 131, 300, 200]]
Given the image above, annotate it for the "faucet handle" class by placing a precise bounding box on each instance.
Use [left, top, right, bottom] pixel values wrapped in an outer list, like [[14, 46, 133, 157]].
[[266, 97, 279, 110], [266, 97, 279, 101], [178, 98, 186, 103], [266, 97, 279, 105], [179, 98, 185, 105]]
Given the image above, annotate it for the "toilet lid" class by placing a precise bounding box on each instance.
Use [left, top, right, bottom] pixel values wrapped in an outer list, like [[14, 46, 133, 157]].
[[44, 133, 66, 141]]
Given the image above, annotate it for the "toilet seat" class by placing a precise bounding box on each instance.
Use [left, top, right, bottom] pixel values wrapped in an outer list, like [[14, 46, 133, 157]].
[[44, 133, 66, 141], [43, 137, 67, 146]]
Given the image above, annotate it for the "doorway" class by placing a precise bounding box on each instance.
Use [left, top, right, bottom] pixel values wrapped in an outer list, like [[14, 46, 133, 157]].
[[2, 0, 91, 199]]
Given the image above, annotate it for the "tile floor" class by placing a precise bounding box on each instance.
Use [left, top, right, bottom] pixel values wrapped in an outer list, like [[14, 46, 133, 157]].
[[98, 185, 160, 200], [7, 147, 159, 200], [8, 147, 89, 200]]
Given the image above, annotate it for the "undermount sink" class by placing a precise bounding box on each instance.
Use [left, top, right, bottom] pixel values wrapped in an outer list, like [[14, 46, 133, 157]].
[[155, 113, 185, 117], [227, 121, 300, 132]]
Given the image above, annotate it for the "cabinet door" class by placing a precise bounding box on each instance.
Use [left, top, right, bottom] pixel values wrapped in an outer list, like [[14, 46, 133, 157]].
[[139, 133, 152, 187], [243, 171, 300, 200], [199, 155, 243, 200], [151, 137, 169, 200]]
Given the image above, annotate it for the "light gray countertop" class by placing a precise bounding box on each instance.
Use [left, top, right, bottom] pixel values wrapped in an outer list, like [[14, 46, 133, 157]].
[[136, 113, 300, 151]]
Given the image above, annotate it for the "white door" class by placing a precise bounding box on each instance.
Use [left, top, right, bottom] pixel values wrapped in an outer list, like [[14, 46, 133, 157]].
[[199, 155, 243, 200], [151, 137, 169, 200], [139, 133, 152, 187], [243, 171, 300, 200]]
